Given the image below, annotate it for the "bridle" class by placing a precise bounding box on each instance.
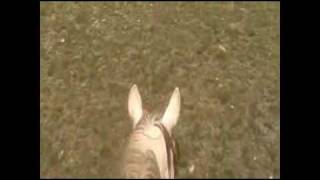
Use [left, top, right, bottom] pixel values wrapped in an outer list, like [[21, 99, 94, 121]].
[[154, 122, 178, 178], [132, 114, 178, 178]]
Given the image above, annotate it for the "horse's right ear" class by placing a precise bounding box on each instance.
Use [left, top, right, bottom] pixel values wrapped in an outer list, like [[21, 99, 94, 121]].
[[161, 87, 181, 133], [128, 84, 143, 128]]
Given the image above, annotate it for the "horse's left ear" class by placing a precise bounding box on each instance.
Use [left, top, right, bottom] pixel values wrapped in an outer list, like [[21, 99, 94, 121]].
[[128, 84, 143, 129], [161, 87, 181, 133]]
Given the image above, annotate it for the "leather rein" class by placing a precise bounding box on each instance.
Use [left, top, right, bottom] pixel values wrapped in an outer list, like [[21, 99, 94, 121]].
[[132, 114, 178, 177], [154, 123, 178, 177]]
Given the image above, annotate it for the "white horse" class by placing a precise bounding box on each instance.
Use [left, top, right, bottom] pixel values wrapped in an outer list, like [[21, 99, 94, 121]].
[[122, 84, 181, 178]]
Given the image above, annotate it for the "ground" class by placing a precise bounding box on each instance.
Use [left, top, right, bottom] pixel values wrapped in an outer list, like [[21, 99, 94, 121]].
[[40, 2, 280, 178]]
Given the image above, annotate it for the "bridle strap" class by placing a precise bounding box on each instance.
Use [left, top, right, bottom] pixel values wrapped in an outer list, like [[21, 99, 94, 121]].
[[154, 123, 176, 177]]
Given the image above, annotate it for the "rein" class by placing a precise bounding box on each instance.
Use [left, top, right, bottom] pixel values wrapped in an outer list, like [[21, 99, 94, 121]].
[[132, 115, 178, 178], [154, 123, 177, 177]]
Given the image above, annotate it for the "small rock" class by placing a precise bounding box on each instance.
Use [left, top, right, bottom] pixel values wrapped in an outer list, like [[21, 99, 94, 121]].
[[218, 45, 226, 52], [240, 8, 248, 13], [58, 150, 64, 159], [81, 81, 87, 87], [188, 164, 195, 174], [60, 38, 65, 43]]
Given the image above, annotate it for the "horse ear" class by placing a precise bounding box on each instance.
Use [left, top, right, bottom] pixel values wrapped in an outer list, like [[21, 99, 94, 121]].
[[161, 87, 181, 133], [128, 84, 143, 128]]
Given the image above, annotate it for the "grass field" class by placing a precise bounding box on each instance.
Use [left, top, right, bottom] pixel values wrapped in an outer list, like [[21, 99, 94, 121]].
[[40, 2, 280, 178]]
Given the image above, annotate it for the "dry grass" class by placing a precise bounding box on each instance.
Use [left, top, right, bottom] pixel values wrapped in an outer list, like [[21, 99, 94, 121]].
[[40, 2, 280, 178]]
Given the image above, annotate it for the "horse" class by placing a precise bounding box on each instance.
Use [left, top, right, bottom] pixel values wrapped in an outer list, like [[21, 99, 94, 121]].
[[122, 84, 181, 178]]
